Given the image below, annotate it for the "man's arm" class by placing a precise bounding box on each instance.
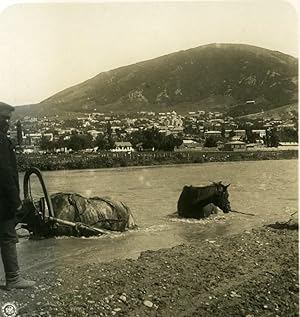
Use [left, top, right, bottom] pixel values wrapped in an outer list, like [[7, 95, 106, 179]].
[[0, 136, 22, 210]]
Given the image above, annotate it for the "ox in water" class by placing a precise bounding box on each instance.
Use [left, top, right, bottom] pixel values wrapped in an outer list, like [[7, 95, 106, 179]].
[[177, 182, 231, 219]]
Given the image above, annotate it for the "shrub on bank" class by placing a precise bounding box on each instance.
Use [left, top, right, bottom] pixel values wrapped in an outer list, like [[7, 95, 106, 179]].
[[16, 150, 298, 172]]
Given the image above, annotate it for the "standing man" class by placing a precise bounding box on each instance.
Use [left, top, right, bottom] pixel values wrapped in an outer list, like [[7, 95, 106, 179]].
[[0, 102, 35, 289]]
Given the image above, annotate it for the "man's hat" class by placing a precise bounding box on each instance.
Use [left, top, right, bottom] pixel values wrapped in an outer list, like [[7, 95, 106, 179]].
[[0, 102, 15, 117]]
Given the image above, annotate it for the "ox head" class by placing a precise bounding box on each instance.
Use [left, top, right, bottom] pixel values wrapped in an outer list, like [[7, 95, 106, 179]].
[[213, 182, 231, 213]]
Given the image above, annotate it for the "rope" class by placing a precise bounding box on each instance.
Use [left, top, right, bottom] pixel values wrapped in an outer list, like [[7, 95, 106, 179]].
[[231, 210, 255, 216], [68, 195, 84, 223], [68, 194, 127, 226]]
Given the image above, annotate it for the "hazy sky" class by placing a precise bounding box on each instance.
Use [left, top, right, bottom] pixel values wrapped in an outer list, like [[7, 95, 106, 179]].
[[0, 0, 298, 106]]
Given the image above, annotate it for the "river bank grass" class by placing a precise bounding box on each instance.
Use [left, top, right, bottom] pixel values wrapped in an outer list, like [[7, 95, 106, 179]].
[[2, 219, 298, 316], [17, 149, 297, 171]]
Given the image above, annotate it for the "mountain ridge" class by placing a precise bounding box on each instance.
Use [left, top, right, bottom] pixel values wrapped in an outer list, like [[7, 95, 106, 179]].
[[15, 43, 298, 117]]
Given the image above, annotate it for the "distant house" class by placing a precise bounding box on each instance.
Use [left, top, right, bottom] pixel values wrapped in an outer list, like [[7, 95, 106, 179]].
[[231, 135, 242, 141], [24, 133, 43, 146], [125, 127, 139, 134], [176, 139, 202, 151], [216, 140, 224, 150], [87, 130, 102, 140], [204, 131, 222, 138], [223, 141, 247, 151], [22, 146, 35, 154], [278, 124, 296, 130], [233, 129, 246, 139], [170, 127, 184, 136], [278, 142, 298, 149], [252, 129, 266, 138], [42, 133, 54, 142], [135, 143, 155, 152], [111, 142, 134, 152]]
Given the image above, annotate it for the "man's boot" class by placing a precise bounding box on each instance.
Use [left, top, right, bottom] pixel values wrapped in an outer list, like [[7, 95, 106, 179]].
[[1, 242, 35, 290]]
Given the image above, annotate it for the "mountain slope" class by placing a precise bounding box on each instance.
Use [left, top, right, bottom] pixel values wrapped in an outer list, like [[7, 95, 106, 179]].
[[17, 43, 298, 116], [237, 102, 298, 120]]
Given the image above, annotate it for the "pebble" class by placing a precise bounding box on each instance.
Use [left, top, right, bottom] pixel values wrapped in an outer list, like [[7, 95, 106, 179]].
[[120, 295, 127, 302], [143, 300, 154, 308], [114, 308, 122, 312]]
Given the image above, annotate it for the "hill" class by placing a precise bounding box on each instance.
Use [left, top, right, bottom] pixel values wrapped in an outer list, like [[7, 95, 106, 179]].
[[15, 43, 298, 117], [237, 103, 298, 120]]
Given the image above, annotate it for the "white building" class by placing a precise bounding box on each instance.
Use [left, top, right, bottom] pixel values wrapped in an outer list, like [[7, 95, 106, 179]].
[[111, 142, 134, 152], [204, 131, 222, 138]]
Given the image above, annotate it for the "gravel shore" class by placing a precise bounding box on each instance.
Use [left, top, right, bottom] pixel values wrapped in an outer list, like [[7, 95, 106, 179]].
[[1, 220, 298, 317]]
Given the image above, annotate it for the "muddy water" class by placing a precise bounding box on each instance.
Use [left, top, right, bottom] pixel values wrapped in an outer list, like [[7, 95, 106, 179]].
[[3, 159, 297, 273]]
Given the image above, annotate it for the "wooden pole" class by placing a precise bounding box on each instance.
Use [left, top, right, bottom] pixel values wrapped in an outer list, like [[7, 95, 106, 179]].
[[48, 216, 111, 235]]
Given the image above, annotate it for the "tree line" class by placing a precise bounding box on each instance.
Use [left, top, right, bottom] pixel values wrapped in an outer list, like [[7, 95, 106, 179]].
[[38, 126, 183, 152]]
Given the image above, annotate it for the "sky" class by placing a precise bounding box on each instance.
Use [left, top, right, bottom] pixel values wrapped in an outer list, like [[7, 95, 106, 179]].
[[0, 0, 298, 106]]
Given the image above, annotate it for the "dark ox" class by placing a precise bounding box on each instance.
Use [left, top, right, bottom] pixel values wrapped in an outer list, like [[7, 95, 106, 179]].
[[177, 182, 231, 219]]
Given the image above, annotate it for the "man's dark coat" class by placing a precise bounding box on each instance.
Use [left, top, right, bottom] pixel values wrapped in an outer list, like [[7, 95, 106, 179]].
[[0, 131, 21, 221]]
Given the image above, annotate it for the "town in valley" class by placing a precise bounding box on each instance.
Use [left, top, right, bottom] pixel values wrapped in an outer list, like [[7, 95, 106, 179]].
[[10, 105, 298, 154]]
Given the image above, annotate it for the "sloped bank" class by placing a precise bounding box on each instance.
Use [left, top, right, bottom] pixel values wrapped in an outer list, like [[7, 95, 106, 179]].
[[17, 149, 297, 171], [2, 220, 298, 317]]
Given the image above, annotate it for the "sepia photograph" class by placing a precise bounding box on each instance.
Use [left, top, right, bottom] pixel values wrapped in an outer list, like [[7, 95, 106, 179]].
[[0, 0, 298, 316]]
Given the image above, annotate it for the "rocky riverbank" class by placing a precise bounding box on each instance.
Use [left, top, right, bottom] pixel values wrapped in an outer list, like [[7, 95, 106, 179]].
[[1, 218, 298, 317]]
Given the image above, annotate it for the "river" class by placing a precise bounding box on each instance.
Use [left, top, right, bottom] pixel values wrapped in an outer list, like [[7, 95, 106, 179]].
[[3, 159, 298, 274]]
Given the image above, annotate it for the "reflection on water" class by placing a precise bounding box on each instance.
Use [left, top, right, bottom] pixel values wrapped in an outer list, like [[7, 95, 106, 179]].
[[2, 159, 297, 273]]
